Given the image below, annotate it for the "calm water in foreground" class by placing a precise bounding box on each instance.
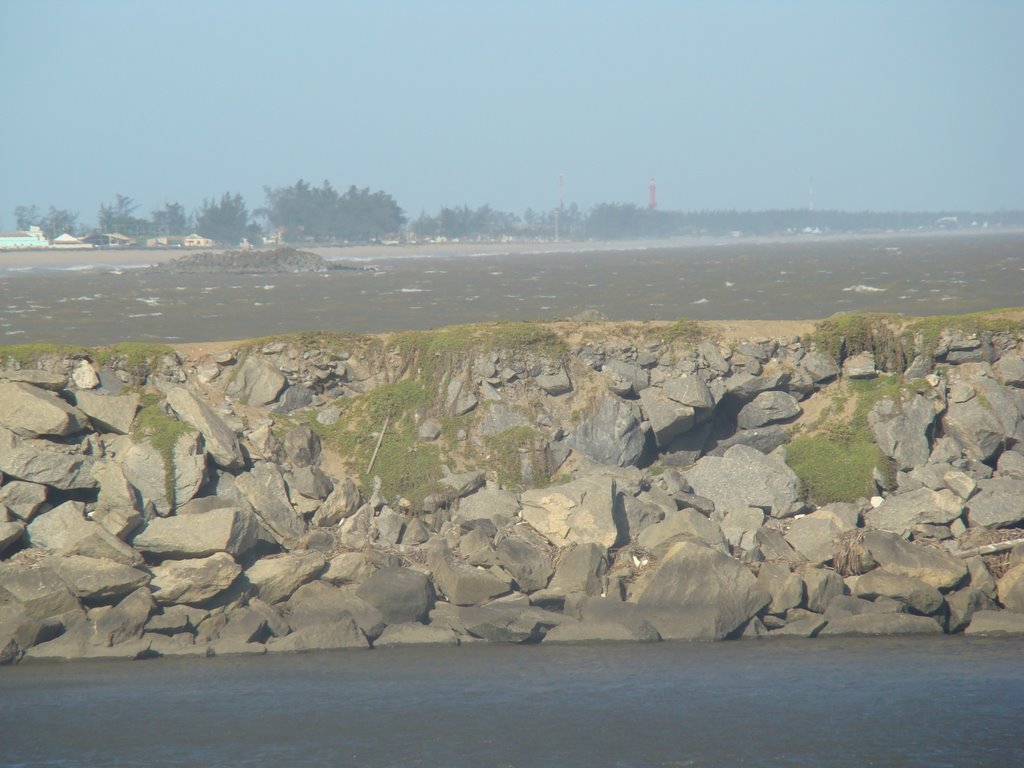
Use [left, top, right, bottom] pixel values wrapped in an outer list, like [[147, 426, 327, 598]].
[[2, 636, 1022, 767]]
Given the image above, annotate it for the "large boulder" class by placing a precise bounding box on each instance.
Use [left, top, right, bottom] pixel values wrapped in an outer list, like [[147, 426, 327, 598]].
[[458, 603, 562, 643], [452, 487, 520, 526], [69, 391, 139, 435], [165, 387, 244, 470], [285, 582, 386, 640], [26, 501, 141, 565], [0, 382, 87, 438], [150, 552, 242, 605], [132, 507, 260, 559], [868, 394, 936, 471], [857, 530, 968, 591], [0, 427, 96, 491], [267, 617, 368, 652], [943, 395, 1005, 462], [964, 611, 1024, 636], [567, 396, 647, 468], [311, 477, 360, 527], [966, 478, 1024, 528], [785, 512, 842, 565], [633, 539, 769, 640], [863, 488, 964, 536], [852, 569, 945, 615], [637, 508, 728, 556], [0, 480, 47, 521], [684, 445, 801, 519], [520, 474, 621, 549], [244, 552, 326, 604], [432, 558, 513, 606], [52, 555, 151, 603], [223, 355, 287, 407], [546, 542, 608, 598], [120, 440, 172, 516], [494, 536, 553, 593], [996, 563, 1024, 612], [639, 386, 695, 447], [356, 567, 434, 624], [819, 613, 943, 636], [0, 561, 78, 621], [234, 463, 306, 544], [374, 623, 461, 647], [737, 391, 801, 429]]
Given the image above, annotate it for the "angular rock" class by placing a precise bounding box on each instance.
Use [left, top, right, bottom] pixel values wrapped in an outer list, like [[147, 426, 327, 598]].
[[286, 582, 386, 640], [737, 391, 801, 429], [223, 355, 287, 407], [150, 553, 242, 605], [459, 603, 561, 643], [494, 536, 553, 593], [282, 425, 321, 468], [843, 352, 876, 379], [0, 562, 78, 621], [70, 391, 139, 435], [966, 478, 1024, 528], [757, 563, 805, 615], [165, 386, 244, 470], [634, 539, 769, 640], [801, 567, 846, 613], [567, 396, 647, 468], [267, 617, 368, 652], [943, 396, 1004, 462], [718, 507, 765, 550], [132, 507, 259, 559], [946, 587, 998, 633], [964, 610, 1024, 636], [432, 558, 513, 606], [801, 351, 840, 383], [27, 501, 141, 565], [996, 563, 1024, 612], [0, 480, 47, 521], [520, 474, 620, 549], [853, 568, 945, 615], [637, 508, 728, 556], [120, 440, 171, 516], [311, 476, 360, 527], [374, 622, 460, 647], [785, 513, 842, 565], [234, 463, 306, 544], [863, 488, 964, 536], [0, 369, 67, 390], [868, 394, 936, 471], [356, 567, 435, 624], [245, 552, 326, 604], [453, 487, 520, 526], [639, 386, 695, 447], [172, 431, 207, 508], [858, 530, 967, 591], [547, 542, 608, 598], [819, 613, 943, 636], [684, 445, 800, 519], [0, 427, 96, 490], [53, 555, 150, 602], [535, 368, 572, 396], [93, 587, 155, 646], [0, 381, 87, 438], [0, 521, 24, 555]]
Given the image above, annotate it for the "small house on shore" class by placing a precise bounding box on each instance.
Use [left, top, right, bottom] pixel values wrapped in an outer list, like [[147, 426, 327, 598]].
[[0, 225, 49, 249], [183, 233, 214, 248]]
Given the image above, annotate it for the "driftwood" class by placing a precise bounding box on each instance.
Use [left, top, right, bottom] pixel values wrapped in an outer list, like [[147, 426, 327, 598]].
[[365, 416, 389, 475], [955, 538, 1024, 559]]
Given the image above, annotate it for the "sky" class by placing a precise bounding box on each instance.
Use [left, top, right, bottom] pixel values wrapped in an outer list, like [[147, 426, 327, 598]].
[[1, 0, 1022, 230]]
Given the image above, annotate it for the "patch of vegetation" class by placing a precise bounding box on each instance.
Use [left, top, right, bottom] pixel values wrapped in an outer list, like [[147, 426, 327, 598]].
[[485, 426, 548, 491], [131, 399, 195, 503], [786, 376, 926, 504], [93, 342, 175, 368], [0, 342, 88, 366], [245, 330, 379, 357], [904, 310, 1024, 365], [308, 378, 442, 507], [656, 317, 705, 346], [805, 313, 906, 370]]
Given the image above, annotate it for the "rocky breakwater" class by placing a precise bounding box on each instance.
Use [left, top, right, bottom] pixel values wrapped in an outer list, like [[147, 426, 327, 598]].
[[3, 313, 1024, 664]]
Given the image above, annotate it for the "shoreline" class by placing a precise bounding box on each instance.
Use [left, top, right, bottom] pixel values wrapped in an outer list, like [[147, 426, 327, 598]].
[[0, 226, 1019, 272]]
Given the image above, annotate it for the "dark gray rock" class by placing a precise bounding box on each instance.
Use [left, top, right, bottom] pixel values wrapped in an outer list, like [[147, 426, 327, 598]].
[[853, 569, 944, 615], [374, 622, 460, 647], [737, 391, 801, 429], [0, 427, 96, 491], [868, 394, 937, 471], [166, 386, 244, 470], [459, 603, 562, 643], [857, 530, 967, 591], [282, 425, 321, 468], [494, 536, 553, 593], [223, 355, 287, 407], [567, 396, 647, 468], [966, 477, 1024, 528], [356, 567, 435, 624]]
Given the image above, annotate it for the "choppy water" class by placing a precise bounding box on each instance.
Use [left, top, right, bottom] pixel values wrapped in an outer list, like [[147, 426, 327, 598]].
[[2, 637, 1022, 767], [0, 233, 1022, 345]]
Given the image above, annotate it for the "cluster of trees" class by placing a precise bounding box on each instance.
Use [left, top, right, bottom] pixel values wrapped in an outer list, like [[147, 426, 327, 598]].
[[14, 186, 1024, 246]]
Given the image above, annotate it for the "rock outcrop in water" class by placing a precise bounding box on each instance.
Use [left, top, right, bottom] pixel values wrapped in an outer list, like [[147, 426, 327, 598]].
[[3, 313, 1024, 664], [148, 247, 359, 274]]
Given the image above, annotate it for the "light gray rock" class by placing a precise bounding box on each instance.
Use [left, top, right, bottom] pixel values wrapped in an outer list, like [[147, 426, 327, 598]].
[[801, 568, 846, 613], [285, 582, 386, 640], [535, 368, 572, 395], [757, 563, 805, 615], [234, 463, 306, 544], [863, 488, 964, 536], [312, 476, 361, 526], [995, 355, 1024, 387], [223, 355, 287, 407], [520, 474, 621, 549], [452, 487, 520, 526], [165, 386, 244, 470], [289, 466, 334, 501], [432, 558, 513, 606], [801, 351, 840, 383], [819, 613, 943, 636], [0, 369, 67, 390], [0, 381, 87, 438], [374, 622, 460, 647], [70, 391, 139, 435], [768, 615, 827, 638], [27, 501, 141, 565], [438, 470, 486, 500], [120, 439, 171, 516], [639, 386, 696, 447], [567, 396, 647, 468], [857, 530, 968, 591], [0, 561, 78, 621], [737, 391, 801, 429], [868, 394, 936, 471], [494, 536, 553, 593], [0, 426, 96, 491], [445, 378, 478, 416], [92, 587, 155, 646], [718, 507, 765, 550], [0, 480, 47, 521], [267, 617, 369, 652], [785, 513, 842, 565], [0, 521, 24, 555], [246, 552, 327, 604], [150, 552, 242, 605], [966, 477, 1024, 528], [547, 542, 608, 597], [843, 352, 877, 379], [964, 610, 1024, 635], [356, 567, 435, 624], [132, 507, 259, 560], [172, 431, 207, 508], [53, 555, 150, 602], [637, 508, 729, 556], [853, 569, 945, 615], [684, 445, 801, 519], [943, 396, 1005, 462], [634, 539, 769, 640], [823, 594, 901, 619], [946, 587, 998, 633], [996, 563, 1024, 612]]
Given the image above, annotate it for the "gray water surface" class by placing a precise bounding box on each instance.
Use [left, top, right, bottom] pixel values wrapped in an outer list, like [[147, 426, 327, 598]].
[[2, 637, 1022, 767]]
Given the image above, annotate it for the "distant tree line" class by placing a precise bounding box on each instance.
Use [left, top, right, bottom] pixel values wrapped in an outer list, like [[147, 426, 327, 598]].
[[13, 185, 1024, 246]]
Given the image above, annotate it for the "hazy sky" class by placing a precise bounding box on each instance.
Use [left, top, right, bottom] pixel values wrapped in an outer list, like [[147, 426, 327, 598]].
[[2, 1, 1021, 230]]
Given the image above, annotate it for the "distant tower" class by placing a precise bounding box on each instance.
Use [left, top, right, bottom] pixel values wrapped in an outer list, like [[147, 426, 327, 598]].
[[648, 177, 657, 210]]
